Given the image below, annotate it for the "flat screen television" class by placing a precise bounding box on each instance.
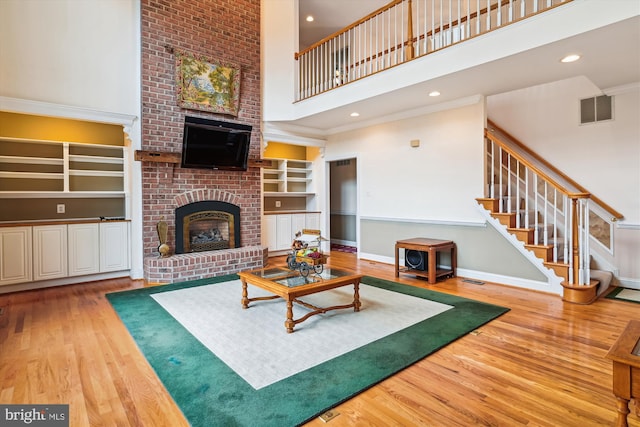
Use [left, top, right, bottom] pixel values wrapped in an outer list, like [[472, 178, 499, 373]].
[[181, 116, 252, 171]]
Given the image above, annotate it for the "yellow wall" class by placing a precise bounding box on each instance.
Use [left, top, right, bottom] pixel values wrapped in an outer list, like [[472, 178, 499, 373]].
[[263, 142, 307, 160], [0, 112, 125, 146]]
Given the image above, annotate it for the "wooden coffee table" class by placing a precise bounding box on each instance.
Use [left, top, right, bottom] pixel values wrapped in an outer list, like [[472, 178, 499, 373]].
[[238, 267, 363, 333]]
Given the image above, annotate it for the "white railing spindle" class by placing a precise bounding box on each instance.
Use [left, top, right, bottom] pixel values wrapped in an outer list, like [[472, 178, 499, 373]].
[[563, 194, 569, 265]]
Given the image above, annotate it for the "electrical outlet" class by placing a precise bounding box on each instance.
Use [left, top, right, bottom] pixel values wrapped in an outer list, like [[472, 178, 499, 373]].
[[57, 204, 65, 214], [275, 200, 281, 208]]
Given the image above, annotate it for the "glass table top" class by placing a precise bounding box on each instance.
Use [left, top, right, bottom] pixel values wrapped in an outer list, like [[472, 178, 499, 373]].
[[246, 267, 356, 288]]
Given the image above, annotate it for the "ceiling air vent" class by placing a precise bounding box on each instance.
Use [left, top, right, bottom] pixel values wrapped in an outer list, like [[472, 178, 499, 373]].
[[580, 95, 613, 124]]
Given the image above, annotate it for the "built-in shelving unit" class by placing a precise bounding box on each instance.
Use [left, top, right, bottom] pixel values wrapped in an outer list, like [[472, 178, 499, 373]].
[[261, 155, 322, 255], [262, 158, 313, 196], [0, 136, 126, 197]]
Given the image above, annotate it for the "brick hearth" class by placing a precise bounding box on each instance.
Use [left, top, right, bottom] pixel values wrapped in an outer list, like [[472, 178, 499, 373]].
[[144, 246, 267, 283]]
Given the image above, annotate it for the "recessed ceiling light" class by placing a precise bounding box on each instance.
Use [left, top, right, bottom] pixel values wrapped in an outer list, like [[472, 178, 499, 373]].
[[429, 91, 440, 97], [350, 112, 360, 117], [306, 15, 314, 22], [561, 54, 581, 63]]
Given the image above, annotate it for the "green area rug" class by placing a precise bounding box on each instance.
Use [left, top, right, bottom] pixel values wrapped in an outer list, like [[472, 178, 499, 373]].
[[605, 286, 640, 304], [106, 275, 509, 427]]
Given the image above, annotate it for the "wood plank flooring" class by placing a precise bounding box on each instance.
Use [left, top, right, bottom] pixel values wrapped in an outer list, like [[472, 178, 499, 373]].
[[0, 252, 638, 426]]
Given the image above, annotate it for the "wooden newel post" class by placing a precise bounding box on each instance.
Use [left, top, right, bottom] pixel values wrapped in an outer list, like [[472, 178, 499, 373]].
[[405, 0, 414, 60], [571, 197, 581, 285]]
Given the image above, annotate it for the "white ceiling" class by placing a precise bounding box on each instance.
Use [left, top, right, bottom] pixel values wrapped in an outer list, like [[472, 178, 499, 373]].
[[298, 0, 389, 50], [292, 1, 640, 133]]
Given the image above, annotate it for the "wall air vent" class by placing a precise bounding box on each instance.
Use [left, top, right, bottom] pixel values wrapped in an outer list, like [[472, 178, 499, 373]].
[[580, 95, 613, 124]]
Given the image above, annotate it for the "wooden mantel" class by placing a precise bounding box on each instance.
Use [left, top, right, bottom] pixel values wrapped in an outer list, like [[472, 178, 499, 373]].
[[134, 150, 181, 163], [134, 150, 272, 168]]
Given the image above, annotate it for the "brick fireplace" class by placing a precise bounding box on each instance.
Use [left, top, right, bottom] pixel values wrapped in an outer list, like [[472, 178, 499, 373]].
[[140, 0, 264, 283], [143, 189, 266, 283]]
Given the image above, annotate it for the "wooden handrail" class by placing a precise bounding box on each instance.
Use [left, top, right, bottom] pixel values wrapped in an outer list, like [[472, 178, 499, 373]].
[[296, 0, 402, 59], [486, 128, 583, 198], [486, 120, 623, 220]]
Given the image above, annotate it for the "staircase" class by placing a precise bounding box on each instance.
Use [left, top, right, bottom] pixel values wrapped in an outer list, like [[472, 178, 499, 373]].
[[477, 121, 619, 304]]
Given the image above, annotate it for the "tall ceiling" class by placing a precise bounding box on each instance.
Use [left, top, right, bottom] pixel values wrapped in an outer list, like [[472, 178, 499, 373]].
[[298, 0, 389, 50], [294, 1, 640, 133]]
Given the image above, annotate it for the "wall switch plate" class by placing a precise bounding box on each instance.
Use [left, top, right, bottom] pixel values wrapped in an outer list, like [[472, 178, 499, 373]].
[[57, 204, 65, 214]]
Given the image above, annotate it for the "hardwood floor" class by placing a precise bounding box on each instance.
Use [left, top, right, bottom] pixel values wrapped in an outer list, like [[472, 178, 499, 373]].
[[0, 252, 638, 426]]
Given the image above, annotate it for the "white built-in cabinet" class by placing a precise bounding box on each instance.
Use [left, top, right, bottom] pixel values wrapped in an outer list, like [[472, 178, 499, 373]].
[[0, 221, 129, 287], [262, 155, 321, 256], [263, 215, 278, 253], [99, 221, 130, 272], [263, 212, 320, 254], [68, 223, 100, 276], [305, 212, 320, 230], [33, 224, 68, 281], [276, 214, 293, 251], [0, 226, 33, 285]]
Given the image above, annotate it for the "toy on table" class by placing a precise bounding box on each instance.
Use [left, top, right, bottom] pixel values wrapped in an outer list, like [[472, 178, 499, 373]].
[[286, 229, 328, 277]]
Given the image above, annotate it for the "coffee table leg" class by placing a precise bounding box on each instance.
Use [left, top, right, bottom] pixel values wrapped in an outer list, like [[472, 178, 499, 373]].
[[353, 280, 361, 312], [285, 299, 295, 333], [241, 278, 249, 309]]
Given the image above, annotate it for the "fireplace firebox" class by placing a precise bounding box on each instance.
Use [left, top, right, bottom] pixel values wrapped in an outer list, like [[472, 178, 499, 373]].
[[175, 201, 241, 254]]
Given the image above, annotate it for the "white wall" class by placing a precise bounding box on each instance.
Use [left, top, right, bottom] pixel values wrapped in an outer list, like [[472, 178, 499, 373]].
[[487, 77, 640, 283], [261, 0, 299, 121], [325, 101, 486, 223], [0, 0, 140, 115]]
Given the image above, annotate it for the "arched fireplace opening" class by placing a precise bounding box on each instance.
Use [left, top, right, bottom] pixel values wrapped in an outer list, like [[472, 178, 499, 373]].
[[175, 201, 241, 254]]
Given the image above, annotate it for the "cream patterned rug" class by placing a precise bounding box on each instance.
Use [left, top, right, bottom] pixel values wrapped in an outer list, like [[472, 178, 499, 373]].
[[151, 279, 452, 389]]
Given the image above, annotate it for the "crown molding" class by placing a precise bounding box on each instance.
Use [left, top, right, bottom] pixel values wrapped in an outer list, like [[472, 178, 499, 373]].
[[0, 96, 138, 128]]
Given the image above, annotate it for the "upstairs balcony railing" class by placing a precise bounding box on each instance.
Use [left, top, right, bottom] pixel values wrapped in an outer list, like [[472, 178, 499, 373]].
[[295, 0, 573, 101]]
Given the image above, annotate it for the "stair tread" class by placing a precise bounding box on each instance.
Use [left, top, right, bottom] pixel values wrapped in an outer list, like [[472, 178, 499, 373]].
[[544, 261, 569, 267], [524, 243, 555, 249]]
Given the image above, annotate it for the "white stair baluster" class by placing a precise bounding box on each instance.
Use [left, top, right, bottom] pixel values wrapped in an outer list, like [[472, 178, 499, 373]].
[[524, 167, 530, 228], [543, 181, 548, 246]]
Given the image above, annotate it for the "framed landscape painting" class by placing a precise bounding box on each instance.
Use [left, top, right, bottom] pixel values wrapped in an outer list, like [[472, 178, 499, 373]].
[[176, 50, 241, 116]]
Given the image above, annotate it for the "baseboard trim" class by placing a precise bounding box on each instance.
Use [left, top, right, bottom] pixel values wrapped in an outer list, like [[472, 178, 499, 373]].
[[0, 271, 131, 294], [358, 252, 561, 296], [617, 277, 640, 290]]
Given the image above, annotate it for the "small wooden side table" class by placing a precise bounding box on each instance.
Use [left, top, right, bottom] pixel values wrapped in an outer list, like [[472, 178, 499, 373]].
[[395, 237, 456, 284], [606, 320, 640, 427]]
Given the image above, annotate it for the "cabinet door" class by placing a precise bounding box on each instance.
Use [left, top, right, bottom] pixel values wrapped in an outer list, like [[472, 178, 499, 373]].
[[68, 223, 100, 276], [262, 215, 277, 250], [291, 214, 306, 235], [305, 213, 320, 231], [100, 222, 130, 272], [0, 226, 33, 286], [33, 225, 68, 281], [275, 214, 292, 251]]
